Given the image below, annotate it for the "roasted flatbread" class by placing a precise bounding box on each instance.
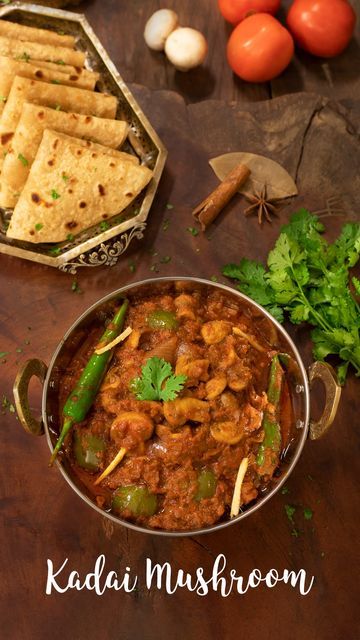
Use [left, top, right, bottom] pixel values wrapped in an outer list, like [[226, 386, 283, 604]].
[[0, 103, 131, 207], [31, 59, 98, 81], [7, 129, 152, 243], [0, 57, 98, 114], [0, 19, 75, 48], [0, 76, 118, 168], [0, 35, 85, 67]]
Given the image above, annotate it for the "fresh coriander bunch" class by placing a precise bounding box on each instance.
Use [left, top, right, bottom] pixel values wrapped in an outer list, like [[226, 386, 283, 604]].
[[223, 209, 360, 384]]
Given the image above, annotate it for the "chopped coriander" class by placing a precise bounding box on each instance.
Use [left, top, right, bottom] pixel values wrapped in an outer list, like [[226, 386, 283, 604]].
[[62, 173, 70, 183], [303, 507, 313, 520], [166, 203, 174, 210], [128, 260, 136, 274], [285, 504, 296, 524], [160, 256, 171, 264], [281, 486, 290, 495], [51, 79, 61, 85], [210, 275, 218, 282], [150, 264, 159, 273], [35, 223, 43, 231], [2, 395, 15, 413], [50, 189, 60, 200], [18, 153, 28, 167], [66, 233, 74, 242], [162, 219, 170, 231], [55, 59, 65, 65], [187, 226, 199, 237], [0, 351, 8, 358], [291, 528, 300, 538], [0, 1, 12, 5], [0, 96, 6, 103], [71, 279, 81, 293], [49, 246, 61, 256], [55, 104, 61, 111], [16, 348, 22, 353], [100, 221, 110, 231], [17, 52, 31, 62]]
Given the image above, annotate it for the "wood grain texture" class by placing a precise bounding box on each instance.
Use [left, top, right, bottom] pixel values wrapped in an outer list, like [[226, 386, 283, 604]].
[[80, 0, 360, 104], [1, 0, 360, 638]]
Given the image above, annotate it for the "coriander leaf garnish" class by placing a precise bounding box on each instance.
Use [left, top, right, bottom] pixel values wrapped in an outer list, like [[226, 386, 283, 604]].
[[35, 223, 43, 231], [187, 226, 199, 237], [17, 52, 30, 62], [223, 209, 360, 383], [51, 79, 61, 85], [62, 173, 70, 183], [0, 96, 6, 103], [18, 153, 28, 167], [51, 189, 60, 200], [303, 507, 313, 520], [100, 221, 109, 231], [130, 357, 186, 402]]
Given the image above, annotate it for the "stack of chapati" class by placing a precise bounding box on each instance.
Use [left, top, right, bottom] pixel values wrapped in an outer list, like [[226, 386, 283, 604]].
[[0, 18, 152, 244]]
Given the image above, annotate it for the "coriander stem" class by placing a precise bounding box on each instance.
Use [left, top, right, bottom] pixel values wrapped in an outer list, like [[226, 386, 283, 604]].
[[290, 266, 332, 332]]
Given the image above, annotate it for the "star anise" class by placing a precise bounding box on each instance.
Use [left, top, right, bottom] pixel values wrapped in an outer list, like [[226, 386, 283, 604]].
[[243, 186, 281, 225]]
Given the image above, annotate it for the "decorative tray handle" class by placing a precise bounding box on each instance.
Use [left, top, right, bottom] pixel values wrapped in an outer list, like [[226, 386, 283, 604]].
[[308, 361, 341, 440], [13, 359, 48, 436]]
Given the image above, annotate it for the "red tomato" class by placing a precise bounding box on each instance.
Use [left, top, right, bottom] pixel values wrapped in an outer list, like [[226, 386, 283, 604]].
[[287, 0, 356, 57], [227, 13, 294, 82], [218, 0, 281, 24]]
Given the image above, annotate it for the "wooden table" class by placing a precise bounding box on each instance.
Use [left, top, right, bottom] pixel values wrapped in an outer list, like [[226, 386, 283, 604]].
[[1, 2, 359, 639]]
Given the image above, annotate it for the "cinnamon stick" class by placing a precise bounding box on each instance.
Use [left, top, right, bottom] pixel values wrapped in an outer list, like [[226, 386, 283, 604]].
[[192, 163, 251, 231]]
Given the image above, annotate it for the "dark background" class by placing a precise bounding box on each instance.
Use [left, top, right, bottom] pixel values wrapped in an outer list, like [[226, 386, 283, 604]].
[[1, 1, 359, 639]]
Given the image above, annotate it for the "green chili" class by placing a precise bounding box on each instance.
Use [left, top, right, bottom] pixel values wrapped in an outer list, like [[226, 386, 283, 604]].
[[256, 355, 284, 468], [49, 299, 129, 465]]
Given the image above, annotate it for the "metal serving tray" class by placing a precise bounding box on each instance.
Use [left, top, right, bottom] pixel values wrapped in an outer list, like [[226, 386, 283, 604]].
[[0, 2, 167, 273]]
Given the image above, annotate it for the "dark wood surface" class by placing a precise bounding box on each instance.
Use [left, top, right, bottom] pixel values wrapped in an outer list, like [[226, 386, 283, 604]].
[[1, 2, 360, 639]]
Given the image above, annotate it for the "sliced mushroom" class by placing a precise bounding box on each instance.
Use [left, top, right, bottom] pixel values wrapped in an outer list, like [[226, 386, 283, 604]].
[[210, 420, 244, 445], [110, 411, 154, 450], [201, 320, 232, 345], [175, 355, 210, 385], [206, 375, 227, 400], [164, 397, 210, 427]]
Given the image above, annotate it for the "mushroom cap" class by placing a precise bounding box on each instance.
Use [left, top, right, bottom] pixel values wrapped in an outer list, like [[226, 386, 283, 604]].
[[165, 27, 208, 71], [144, 9, 179, 51]]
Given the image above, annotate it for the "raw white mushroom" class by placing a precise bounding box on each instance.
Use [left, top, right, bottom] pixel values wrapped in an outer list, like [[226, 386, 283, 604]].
[[165, 27, 208, 71], [144, 9, 179, 51]]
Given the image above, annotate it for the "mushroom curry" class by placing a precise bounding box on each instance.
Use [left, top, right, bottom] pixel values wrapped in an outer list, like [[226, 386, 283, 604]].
[[58, 287, 294, 531]]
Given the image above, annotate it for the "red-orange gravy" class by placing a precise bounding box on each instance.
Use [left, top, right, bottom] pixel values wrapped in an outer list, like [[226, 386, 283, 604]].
[[60, 288, 294, 531]]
